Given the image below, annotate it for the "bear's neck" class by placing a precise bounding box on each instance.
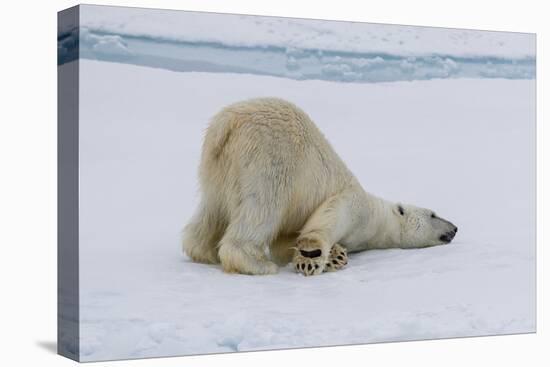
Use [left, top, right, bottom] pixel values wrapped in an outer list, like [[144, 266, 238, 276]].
[[350, 191, 402, 250]]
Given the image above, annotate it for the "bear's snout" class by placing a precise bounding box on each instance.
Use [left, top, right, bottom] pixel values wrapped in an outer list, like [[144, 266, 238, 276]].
[[440, 226, 458, 243]]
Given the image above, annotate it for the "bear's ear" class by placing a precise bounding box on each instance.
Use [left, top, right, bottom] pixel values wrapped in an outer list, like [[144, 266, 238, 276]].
[[394, 204, 405, 216]]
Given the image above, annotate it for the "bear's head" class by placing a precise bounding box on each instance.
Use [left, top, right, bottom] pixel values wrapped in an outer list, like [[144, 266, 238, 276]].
[[392, 203, 458, 248]]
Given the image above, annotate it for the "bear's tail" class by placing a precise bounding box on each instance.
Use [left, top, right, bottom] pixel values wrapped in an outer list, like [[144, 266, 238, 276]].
[[201, 108, 238, 161]]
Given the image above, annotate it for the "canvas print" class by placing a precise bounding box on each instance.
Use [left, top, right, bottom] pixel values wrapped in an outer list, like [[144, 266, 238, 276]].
[[57, 4, 536, 362]]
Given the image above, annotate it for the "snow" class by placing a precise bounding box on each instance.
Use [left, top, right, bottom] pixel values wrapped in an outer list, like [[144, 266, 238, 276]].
[[78, 4, 535, 59], [73, 59, 535, 362]]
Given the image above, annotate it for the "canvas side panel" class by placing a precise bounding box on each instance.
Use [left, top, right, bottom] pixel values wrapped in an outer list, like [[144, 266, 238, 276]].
[[57, 5, 80, 362]]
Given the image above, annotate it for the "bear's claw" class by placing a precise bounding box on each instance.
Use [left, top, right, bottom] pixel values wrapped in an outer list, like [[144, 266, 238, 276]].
[[294, 258, 322, 276]]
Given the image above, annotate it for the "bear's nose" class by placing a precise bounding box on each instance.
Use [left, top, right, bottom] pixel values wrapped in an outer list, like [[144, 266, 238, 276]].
[[440, 229, 457, 243], [453, 226, 458, 233]]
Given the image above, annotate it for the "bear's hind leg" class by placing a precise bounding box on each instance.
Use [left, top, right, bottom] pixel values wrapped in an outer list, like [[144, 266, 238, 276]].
[[182, 202, 224, 264], [270, 235, 297, 266], [218, 241, 278, 275], [218, 201, 279, 275]]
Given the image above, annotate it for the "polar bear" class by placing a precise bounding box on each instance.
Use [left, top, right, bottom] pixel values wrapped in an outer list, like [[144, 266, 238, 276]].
[[183, 98, 457, 276]]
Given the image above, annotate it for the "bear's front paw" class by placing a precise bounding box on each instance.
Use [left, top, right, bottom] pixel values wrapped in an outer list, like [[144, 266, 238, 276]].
[[324, 243, 348, 272], [293, 237, 327, 276]]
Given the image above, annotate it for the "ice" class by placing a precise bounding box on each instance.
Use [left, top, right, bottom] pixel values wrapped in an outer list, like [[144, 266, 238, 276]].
[[80, 28, 132, 56], [72, 59, 535, 361], [58, 5, 536, 83]]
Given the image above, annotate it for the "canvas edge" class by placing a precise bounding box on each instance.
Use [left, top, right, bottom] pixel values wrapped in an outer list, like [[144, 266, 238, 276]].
[[57, 4, 81, 362]]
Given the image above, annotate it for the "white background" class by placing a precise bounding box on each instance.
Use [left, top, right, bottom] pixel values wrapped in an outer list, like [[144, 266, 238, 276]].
[[0, 0, 547, 366]]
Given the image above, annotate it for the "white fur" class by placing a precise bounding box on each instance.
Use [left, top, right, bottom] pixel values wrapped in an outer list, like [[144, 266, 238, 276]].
[[183, 98, 457, 275]]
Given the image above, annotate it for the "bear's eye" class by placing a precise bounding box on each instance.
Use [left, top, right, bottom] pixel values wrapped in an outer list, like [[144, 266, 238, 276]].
[[398, 205, 404, 216], [431, 213, 436, 218]]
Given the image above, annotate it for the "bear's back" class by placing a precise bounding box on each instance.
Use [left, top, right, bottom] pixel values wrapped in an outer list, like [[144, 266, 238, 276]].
[[199, 98, 356, 233]]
